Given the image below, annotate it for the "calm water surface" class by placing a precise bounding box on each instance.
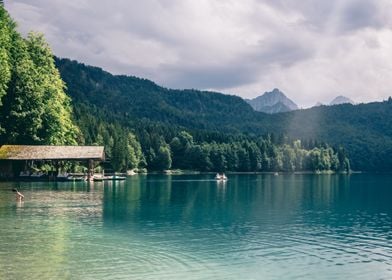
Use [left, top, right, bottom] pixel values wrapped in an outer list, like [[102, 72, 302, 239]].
[[0, 174, 391, 279]]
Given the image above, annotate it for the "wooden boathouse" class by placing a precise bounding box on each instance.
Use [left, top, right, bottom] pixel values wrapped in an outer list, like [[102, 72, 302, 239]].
[[0, 145, 105, 180]]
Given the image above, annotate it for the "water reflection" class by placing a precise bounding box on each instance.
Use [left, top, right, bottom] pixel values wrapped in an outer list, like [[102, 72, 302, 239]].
[[0, 174, 391, 279], [101, 174, 356, 229]]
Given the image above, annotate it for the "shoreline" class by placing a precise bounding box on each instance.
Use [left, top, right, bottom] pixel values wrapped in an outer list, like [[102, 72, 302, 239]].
[[149, 170, 359, 175], [3, 170, 387, 182]]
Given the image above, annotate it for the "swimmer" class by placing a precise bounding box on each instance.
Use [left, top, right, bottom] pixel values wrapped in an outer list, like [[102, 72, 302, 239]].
[[12, 188, 24, 201]]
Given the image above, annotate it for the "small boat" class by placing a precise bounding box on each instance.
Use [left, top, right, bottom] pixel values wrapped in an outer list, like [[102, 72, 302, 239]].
[[19, 171, 30, 180], [111, 175, 126, 181], [95, 175, 126, 181], [56, 173, 70, 181], [215, 173, 228, 181], [67, 175, 86, 182], [93, 174, 104, 182], [29, 172, 48, 181]]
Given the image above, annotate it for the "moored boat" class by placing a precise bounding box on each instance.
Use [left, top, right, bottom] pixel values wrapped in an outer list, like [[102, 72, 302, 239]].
[[93, 174, 104, 181], [215, 173, 228, 181], [56, 173, 70, 181], [92, 175, 126, 181], [67, 175, 86, 182], [110, 175, 126, 181]]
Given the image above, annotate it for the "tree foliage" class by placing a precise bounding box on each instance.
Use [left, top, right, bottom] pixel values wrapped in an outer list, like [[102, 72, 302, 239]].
[[0, 6, 79, 145], [73, 101, 349, 172], [0, 6, 13, 109]]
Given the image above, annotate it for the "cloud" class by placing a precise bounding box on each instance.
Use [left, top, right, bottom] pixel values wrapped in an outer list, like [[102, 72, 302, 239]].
[[339, 0, 384, 32], [5, 0, 392, 107]]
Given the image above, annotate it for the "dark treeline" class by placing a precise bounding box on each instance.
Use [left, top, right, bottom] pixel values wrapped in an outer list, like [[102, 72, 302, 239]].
[[167, 131, 350, 173], [75, 103, 350, 172]]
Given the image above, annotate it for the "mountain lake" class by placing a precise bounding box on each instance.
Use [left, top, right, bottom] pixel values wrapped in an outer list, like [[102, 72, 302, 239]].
[[0, 174, 391, 280]]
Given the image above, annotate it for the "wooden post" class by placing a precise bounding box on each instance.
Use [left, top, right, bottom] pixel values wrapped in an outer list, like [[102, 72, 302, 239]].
[[87, 159, 94, 181], [55, 160, 60, 176]]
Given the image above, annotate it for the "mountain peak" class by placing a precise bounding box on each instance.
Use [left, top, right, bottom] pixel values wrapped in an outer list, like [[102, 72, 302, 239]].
[[314, 102, 324, 107], [264, 88, 285, 98], [330, 96, 354, 105], [246, 89, 298, 114]]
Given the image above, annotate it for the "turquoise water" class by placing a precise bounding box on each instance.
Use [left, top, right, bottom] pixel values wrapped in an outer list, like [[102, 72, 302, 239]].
[[0, 174, 391, 280]]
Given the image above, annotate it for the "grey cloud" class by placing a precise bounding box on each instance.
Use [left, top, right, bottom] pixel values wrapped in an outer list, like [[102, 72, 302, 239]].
[[6, 0, 392, 107], [339, 1, 384, 32], [261, 0, 391, 33], [255, 38, 315, 67], [160, 63, 261, 90]]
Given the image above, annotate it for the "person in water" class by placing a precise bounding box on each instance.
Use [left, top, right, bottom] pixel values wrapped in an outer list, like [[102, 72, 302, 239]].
[[12, 188, 24, 201]]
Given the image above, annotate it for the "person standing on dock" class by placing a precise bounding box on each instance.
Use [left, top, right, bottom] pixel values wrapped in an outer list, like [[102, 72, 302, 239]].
[[12, 188, 24, 201]]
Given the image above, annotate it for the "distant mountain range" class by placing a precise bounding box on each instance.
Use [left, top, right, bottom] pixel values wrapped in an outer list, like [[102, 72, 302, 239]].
[[329, 95, 355, 105], [313, 96, 355, 108], [246, 90, 355, 113], [314, 102, 324, 107], [245, 88, 298, 114]]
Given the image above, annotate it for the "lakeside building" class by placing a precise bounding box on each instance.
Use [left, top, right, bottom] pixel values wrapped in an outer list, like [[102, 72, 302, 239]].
[[0, 145, 105, 180]]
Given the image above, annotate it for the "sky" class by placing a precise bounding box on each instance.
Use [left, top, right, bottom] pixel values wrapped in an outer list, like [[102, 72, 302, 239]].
[[5, 0, 392, 107]]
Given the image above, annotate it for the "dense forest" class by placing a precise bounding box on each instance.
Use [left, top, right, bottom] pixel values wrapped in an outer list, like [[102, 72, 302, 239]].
[[72, 101, 350, 173]]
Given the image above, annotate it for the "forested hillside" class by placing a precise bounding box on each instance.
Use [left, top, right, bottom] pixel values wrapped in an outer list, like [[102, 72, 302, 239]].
[[56, 57, 392, 171], [55, 58, 257, 133]]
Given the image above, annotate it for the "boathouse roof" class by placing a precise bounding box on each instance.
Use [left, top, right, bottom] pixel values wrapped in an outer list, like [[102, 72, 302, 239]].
[[0, 145, 105, 161]]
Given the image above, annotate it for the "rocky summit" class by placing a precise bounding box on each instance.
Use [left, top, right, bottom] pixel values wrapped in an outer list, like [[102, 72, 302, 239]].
[[245, 88, 299, 114]]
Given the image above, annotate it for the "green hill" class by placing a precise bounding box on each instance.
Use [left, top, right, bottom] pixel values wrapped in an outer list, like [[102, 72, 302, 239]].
[[55, 58, 392, 171], [55, 58, 258, 133]]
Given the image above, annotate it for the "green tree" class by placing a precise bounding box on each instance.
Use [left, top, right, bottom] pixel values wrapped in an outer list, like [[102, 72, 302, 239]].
[[308, 148, 322, 171], [126, 132, 142, 169], [111, 132, 127, 171], [188, 144, 210, 171], [337, 147, 350, 173], [282, 145, 295, 172], [1, 32, 44, 144], [209, 144, 227, 171], [248, 142, 261, 171], [155, 145, 172, 171], [146, 148, 157, 169], [170, 136, 182, 167], [0, 12, 80, 146], [0, 6, 13, 110], [170, 131, 194, 169], [26, 32, 79, 145], [225, 144, 239, 171], [237, 146, 250, 171]]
